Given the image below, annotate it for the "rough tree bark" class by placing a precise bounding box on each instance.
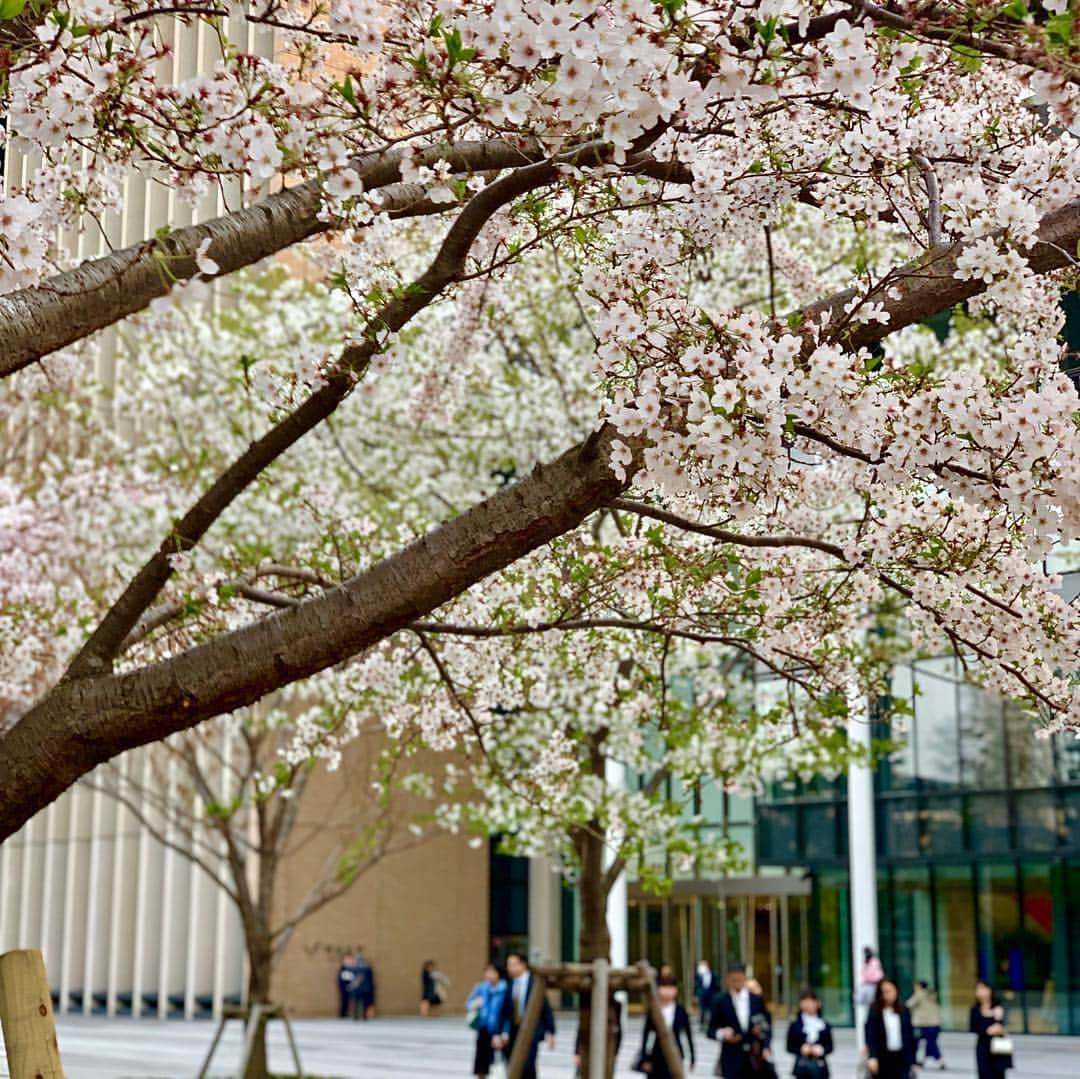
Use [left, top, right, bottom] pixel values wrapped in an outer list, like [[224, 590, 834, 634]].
[[572, 732, 619, 1079], [0, 426, 630, 841], [0, 139, 552, 378]]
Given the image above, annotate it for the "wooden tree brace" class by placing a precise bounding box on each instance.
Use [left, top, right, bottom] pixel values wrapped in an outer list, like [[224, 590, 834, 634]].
[[506, 971, 549, 1079], [504, 960, 685, 1079], [0, 949, 64, 1079], [638, 958, 686, 1079], [196, 1001, 303, 1079]]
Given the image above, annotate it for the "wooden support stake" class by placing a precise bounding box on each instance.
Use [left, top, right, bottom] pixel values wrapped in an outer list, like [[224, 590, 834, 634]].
[[239, 1003, 268, 1079], [0, 949, 64, 1079], [506, 973, 548, 1079], [639, 959, 685, 1079], [588, 958, 609, 1079]]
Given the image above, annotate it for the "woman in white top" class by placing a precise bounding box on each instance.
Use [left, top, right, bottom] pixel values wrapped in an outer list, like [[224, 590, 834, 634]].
[[785, 988, 834, 1078], [864, 978, 917, 1079]]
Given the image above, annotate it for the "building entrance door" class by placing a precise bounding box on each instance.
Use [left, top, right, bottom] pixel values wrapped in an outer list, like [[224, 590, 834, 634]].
[[629, 877, 812, 1023]]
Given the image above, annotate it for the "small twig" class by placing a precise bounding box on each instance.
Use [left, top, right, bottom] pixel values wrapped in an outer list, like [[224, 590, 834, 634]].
[[912, 153, 943, 247], [764, 225, 777, 318]]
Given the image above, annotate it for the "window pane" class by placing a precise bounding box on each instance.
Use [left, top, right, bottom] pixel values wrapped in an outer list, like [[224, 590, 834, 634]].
[[1015, 792, 1061, 852], [728, 792, 754, 826], [883, 665, 917, 790], [1006, 706, 1056, 788], [803, 804, 839, 862], [1064, 790, 1080, 849], [912, 659, 961, 788], [757, 805, 799, 864], [958, 683, 1007, 789], [726, 824, 754, 870], [1019, 863, 1063, 1033], [812, 869, 851, 1024], [977, 863, 1022, 1016], [891, 866, 935, 999], [699, 779, 725, 826], [880, 798, 920, 858], [968, 794, 1011, 854], [923, 797, 965, 856], [934, 865, 978, 1029], [1065, 861, 1080, 1035], [1056, 735, 1080, 784]]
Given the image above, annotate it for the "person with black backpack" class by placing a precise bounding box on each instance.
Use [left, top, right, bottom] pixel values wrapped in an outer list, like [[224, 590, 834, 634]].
[[785, 988, 833, 1079]]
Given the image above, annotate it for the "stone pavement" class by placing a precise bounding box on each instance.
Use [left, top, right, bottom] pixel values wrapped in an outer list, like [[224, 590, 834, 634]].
[[4, 1014, 1074, 1078]]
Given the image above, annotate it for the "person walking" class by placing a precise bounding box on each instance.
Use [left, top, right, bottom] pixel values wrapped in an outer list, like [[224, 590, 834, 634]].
[[970, 981, 1012, 1079], [785, 988, 833, 1079], [337, 953, 357, 1019], [859, 949, 885, 1008], [495, 952, 556, 1079], [907, 981, 943, 1069], [421, 959, 449, 1016], [696, 960, 719, 1031], [864, 979, 917, 1079], [346, 949, 374, 1020], [467, 963, 509, 1079], [708, 963, 771, 1079], [572, 996, 622, 1075], [638, 974, 695, 1077]]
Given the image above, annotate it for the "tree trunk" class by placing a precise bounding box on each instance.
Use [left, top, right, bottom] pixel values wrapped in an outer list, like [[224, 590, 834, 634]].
[[575, 819, 618, 1079], [241, 925, 274, 1079]]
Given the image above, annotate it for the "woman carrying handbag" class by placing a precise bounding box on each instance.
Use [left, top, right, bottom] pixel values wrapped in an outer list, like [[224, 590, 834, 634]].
[[970, 981, 1013, 1079], [785, 989, 833, 1079]]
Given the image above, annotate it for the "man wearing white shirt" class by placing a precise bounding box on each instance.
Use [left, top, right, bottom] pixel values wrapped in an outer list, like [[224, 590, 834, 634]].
[[707, 963, 771, 1079], [495, 952, 555, 1079]]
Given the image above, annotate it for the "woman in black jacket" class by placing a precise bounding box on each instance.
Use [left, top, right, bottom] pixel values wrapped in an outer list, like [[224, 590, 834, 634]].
[[639, 976, 695, 1078], [969, 981, 1012, 1079], [786, 988, 833, 1078], [864, 979, 917, 1079]]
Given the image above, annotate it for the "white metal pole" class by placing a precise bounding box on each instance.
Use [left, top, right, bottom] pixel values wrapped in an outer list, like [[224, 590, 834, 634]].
[[847, 696, 878, 1049], [603, 759, 629, 969]]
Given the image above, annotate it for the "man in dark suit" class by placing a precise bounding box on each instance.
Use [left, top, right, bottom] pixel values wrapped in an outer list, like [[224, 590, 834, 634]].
[[640, 975, 695, 1078], [695, 959, 718, 1030], [495, 952, 556, 1079], [707, 963, 771, 1079]]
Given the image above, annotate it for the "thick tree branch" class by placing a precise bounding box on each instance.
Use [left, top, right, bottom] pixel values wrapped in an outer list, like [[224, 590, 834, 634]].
[[0, 423, 630, 841], [65, 146, 598, 679], [2, 179, 1075, 840], [0, 139, 550, 377], [803, 198, 1080, 350]]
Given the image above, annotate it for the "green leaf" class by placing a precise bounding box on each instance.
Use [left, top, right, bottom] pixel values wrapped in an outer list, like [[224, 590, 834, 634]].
[[1001, 0, 1029, 20], [950, 44, 982, 72], [0, 0, 27, 20], [1045, 12, 1076, 46], [336, 76, 356, 106]]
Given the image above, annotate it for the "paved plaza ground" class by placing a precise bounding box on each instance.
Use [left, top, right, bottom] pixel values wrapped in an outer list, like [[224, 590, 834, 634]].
[[6, 1014, 1072, 1078]]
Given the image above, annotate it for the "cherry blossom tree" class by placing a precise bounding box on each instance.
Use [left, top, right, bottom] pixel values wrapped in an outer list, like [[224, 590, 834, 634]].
[[1, 0, 1078, 926], [88, 688, 428, 1079]]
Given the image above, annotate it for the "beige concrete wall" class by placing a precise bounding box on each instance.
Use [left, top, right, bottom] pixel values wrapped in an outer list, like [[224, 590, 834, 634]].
[[273, 747, 489, 1017]]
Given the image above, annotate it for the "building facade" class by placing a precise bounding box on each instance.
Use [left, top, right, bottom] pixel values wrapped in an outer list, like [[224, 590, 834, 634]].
[[497, 572, 1080, 1033], [758, 644, 1080, 1034]]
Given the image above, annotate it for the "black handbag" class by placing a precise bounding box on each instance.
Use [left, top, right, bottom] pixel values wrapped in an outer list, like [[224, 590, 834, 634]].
[[794, 1058, 825, 1079]]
